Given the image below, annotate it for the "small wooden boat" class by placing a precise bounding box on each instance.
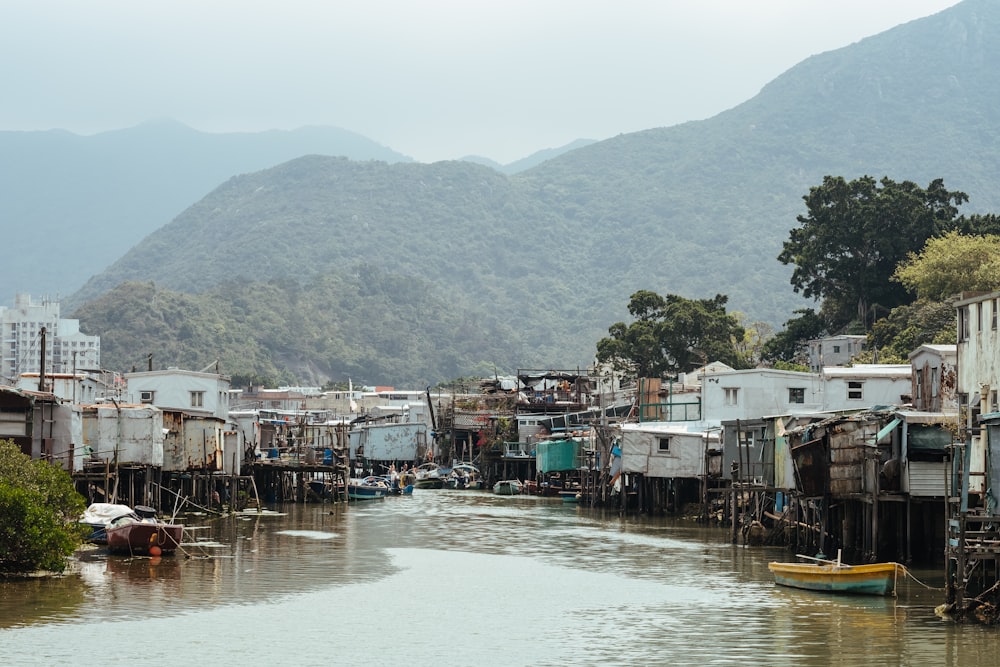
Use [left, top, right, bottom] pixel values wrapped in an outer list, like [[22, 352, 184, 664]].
[[493, 479, 523, 496], [347, 476, 390, 500], [768, 552, 900, 596], [559, 490, 581, 503], [105, 507, 184, 556]]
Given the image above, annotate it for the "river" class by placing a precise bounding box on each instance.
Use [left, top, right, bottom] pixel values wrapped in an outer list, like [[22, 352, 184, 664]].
[[1, 490, 998, 666]]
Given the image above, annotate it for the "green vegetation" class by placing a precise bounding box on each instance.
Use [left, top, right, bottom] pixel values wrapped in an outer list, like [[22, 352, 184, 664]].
[[59, 3, 1000, 384], [78, 273, 530, 388], [761, 308, 826, 366], [596, 291, 748, 379], [771, 177, 1000, 363], [0, 440, 86, 575], [777, 176, 968, 332], [893, 231, 1000, 300]]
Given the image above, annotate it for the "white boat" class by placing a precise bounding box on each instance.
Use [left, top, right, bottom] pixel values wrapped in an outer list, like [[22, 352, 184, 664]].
[[80, 503, 138, 544], [445, 463, 483, 490], [413, 462, 445, 489]]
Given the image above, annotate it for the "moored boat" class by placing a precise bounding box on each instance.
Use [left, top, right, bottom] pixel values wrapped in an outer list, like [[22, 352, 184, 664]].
[[80, 503, 138, 544], [493, 479, 523, 496], [444, 463, 483, 490], [413, 462, 445, 489], [105, 507, 184, 556], [559, 490, 581, 503], [767, 553, 900, 595], [347, 476, 390, 500]]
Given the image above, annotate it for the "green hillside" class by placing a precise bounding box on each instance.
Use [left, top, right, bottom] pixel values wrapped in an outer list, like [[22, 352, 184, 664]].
[[0, 121, 411, 306], [71, 0, 1000, 386]]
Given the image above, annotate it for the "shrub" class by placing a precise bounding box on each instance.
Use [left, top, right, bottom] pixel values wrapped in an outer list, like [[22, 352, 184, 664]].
[[0, 439, 87, 574]]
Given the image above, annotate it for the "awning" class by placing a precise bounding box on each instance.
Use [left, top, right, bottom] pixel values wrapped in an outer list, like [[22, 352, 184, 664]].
[[875, 418, 902, 444]]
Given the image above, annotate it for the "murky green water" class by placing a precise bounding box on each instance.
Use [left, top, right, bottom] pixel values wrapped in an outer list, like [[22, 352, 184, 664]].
[[1, 491, 997, 666]]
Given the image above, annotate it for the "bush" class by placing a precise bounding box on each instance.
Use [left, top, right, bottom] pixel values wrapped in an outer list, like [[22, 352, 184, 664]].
[[0, 439, 87, 574]]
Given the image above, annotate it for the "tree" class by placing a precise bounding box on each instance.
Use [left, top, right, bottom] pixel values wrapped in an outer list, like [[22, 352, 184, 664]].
[[0, 440, 86, 574], [867, 298, 957, 362], [730, 314, 774, 369], [778, 176, 967, 331], [596, 291, 746, 379], [893, 231, 1000, 300], [761, 308, 826, 365]]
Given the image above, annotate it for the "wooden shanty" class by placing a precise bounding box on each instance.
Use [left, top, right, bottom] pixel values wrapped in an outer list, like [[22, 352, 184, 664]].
[[619, 421, 721, 514], [774, 408, 952, 565]]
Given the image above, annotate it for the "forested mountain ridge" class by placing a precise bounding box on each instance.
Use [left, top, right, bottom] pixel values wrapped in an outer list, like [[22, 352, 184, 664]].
[[0, 121, 412, 306], [71, 0, 1000, 387]]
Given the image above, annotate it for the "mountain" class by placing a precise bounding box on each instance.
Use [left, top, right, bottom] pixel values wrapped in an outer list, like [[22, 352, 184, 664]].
[[461, 138, 599, 174], [0, 121, 412, 306], [71, 0, 1000, 386]]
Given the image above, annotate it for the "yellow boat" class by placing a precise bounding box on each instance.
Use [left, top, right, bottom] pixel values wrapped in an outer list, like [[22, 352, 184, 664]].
[[768, 553, 900, 596]]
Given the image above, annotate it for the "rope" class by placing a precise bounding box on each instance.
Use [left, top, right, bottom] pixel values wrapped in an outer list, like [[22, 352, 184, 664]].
[[895, 563, 945, 590]]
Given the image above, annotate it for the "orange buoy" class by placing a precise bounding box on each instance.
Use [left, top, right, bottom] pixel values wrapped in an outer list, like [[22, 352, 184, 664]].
[[149, 545, 162, 557]]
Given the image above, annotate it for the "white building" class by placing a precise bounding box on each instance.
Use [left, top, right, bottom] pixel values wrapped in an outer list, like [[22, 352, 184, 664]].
[[701, 368, 824, 423], [807, 334, 867, 373], [821, 364, 912, 409], [16, 371, 105, 405], [692, 364, 911, 425], [124, 367, 233, 473], [955, 291, 1000, 498], [619, 421, 720, 481], [124, 367, 231, 421], [0, 294, 100, 384]]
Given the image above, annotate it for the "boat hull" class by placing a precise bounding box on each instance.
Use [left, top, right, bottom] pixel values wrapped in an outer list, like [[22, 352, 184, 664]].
[[347, 479, 389, 500], [106, 521, 184, 556], [768, 562, 899, 595], [493, 480, 523, 495], [79, 503, 138, 544]]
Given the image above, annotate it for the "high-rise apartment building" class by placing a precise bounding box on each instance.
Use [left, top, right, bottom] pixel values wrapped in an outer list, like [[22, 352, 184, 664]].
[[0, 294, 100, 384]]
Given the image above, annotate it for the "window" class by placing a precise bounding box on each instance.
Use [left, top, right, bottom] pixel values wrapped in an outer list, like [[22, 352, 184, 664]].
[[190, 390, 205, 408], [994, 299, 999, 331], [139, 390, 154, 404], [930, 368, 938, 398], [993, 391, 998, 414], [959, 307, 970, 341], [914, 370, 923, 400], [788, 387, 805, 404], [724, 387, 739, 406], [833, 345, 841, 354], [657, 437, 671, 452], [848, 381, 864, 400], [977, 302, 984, 331]]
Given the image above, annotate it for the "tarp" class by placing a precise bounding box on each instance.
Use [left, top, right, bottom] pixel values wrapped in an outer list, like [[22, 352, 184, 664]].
[[535, 437, 581, 473]]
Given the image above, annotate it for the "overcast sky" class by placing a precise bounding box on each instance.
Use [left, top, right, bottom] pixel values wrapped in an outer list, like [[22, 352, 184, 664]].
[[2, 1, 960, 164]]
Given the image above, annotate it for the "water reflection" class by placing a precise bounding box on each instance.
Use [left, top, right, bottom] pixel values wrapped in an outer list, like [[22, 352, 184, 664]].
[[2, 490, 1000, 666]]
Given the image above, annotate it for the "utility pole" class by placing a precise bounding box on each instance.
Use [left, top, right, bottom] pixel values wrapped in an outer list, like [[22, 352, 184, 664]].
[[37, 326, 47, 392]]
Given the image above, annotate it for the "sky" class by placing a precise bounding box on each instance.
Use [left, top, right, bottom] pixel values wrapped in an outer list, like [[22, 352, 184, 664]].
[[2, 1, 961, 164]]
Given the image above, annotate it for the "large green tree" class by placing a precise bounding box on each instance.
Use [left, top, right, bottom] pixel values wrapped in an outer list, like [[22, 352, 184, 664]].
[[0, 440, 86, 574], [596, 291, 747, 379], [778, 176, 967, 331], [893, 231, 1000, 300]]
